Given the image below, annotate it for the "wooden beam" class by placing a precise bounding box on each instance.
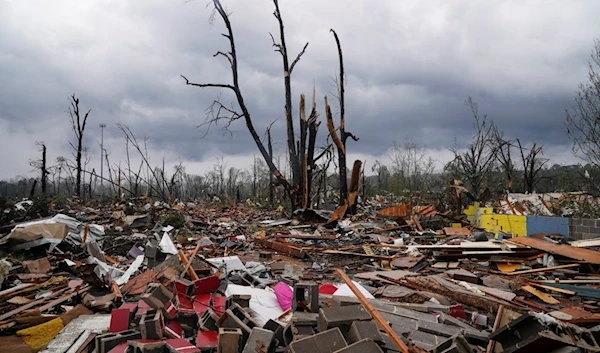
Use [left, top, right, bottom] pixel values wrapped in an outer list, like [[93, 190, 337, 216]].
[[335, 268, 409, 353], [178, 249, 199, 281], [181, 241, 203, 279]]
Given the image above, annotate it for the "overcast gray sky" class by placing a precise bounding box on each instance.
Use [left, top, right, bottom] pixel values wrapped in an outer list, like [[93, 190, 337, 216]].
[[0, 0, 598, 179]]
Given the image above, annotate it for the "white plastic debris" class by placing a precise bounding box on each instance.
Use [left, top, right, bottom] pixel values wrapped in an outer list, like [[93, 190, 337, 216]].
[[159, 232, 177, 255], [225, 284, 284, 326], [333, 281, 375, 299], [206, 256, 246, 274]]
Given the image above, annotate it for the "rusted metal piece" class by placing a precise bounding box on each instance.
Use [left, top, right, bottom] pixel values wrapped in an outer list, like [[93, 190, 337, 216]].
[[509, 237, 600, 264], [443, 227, 472, 237], [335, 268, 410, 353]]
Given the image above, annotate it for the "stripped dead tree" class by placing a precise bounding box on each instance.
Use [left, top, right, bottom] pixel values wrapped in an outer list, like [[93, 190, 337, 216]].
[[68, 94, 91, 198], [327, 29, 359, 207], [517, 139, 548, 193], [182, 0, 320, 210]]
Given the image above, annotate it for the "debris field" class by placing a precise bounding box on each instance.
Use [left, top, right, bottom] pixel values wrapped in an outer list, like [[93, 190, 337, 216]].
[[1, 198, 600, 353]]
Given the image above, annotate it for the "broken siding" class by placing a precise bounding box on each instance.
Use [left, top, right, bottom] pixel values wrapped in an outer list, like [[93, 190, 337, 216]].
[[526, 216, 569, 237]]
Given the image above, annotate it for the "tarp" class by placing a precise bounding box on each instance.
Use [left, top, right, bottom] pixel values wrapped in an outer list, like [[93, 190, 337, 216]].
[[273, 282, 293, 311], [8, 214, 104, 250]]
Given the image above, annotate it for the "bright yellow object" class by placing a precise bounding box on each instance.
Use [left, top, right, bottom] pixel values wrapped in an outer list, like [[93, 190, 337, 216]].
[[17, 317, 64, 352], [464, 202, 527, 237]]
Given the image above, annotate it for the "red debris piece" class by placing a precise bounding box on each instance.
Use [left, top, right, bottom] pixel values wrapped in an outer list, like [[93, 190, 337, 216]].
[[109, 308, 131, 333], [193, 276, 220, 295]]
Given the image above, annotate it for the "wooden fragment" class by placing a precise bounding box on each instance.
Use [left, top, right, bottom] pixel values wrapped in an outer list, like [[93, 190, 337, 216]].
[[323, 250, 394, 260], [521, 285, 559, 305], [496, 263, 521, 273], [181, 241, 203, 279], [486, 305, 504, 353], [335, 268, 409, 353], [506, 263, 580, 276], [528, 283, 576, 295], [178, 249, 199, 281]]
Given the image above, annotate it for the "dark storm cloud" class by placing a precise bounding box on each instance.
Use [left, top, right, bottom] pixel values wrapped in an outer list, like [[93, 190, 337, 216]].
[[0, 0, 599, 178]]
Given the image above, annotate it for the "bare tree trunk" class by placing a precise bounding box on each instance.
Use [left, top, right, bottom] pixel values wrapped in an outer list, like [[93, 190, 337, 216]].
[[328, 29, 358, 206], [41, 144, 47, 193], [267, 128, 274, 206], [68, 95, 91, 198]]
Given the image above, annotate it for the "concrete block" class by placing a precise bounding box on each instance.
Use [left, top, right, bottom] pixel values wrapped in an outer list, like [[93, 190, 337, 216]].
[[347, 320, 382, 344], [417, 321, 463, 338], [194, 276, 221, 295], [196, 330, 218, 351], [293, 282, 320, 313], [109, 308, 131, 333], [165, 320, 184, 339], [430, 333, 474, 353], [228, 303, 260, 329], [259, 251, 272, 260], [174, 278, 194, 296], [292, 312, 319, 326], [289, 327, 348, 353], [332, 338, 383, 353], [139, 310, 165, 340], [142, 283, 174, 310], [165, 338, 201, 353], [317, 305, 371, 333], [213, 295, 227, 316], [217, 309, 252, 345], [127, 340, 167, 353], [263, 319, 285, 346], [199, 308, 220, 331], [227, 294, 251, 309], [331, 296, 360, 307], [242, 327, 276, 353], [218, 327, 242, 353], [95, 330, 141, 353]]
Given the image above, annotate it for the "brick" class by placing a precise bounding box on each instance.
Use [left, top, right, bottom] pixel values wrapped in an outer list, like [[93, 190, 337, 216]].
[[227, 294, 251, 309], [293, 282, 320, 313], [199, 308, 220, 331], [347, 320, 382, 344], [95, 330, 142, 353], [194, 276, 221, 295], [317, 305, 371, 333], [139, 310, 165, 340], [333, 338, 383, 353], [242, 327, 276, 353], [289, 327, 348, 353], [218, 327, 242, 353], [110, 308, 131, 333]]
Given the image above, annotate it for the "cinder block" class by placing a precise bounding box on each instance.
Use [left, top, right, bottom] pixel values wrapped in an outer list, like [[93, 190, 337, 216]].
[[199, 308, 220, 331], [347, 320, 382, 344], [331, 296, 360, 307], [292, 312, 319, 326], [175, 278, 194, 296], [194, 276, 221, 295], [242, 272, 264, 288], [332, 338, 383, 353], [142, 283, 174, 310], [289, 327, 348, 353], [217, 309, 252, 345], [196, 330, 219, 351], [218, 327, 242, 353], [213, 295, 227, 316], [165, 320, 184, 339], [127, 340, 167, 353], [293, 282, 319, 313], [95, 330, 141, 353], [227, 294, 251, 309], [242, 327, 276, 353], [164, 338, 201, 353], [140, 309, 165, 340], [263, 319, 285, 347], [317, 305, 371, 334], [109, 308, 131, 333]]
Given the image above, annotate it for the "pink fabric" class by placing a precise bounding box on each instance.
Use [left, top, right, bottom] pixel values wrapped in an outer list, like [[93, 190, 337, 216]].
[[319, 283, 338, 295], [273, 282, 293, 311]]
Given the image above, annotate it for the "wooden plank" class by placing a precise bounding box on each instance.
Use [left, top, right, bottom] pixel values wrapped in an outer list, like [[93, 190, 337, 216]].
[[0, 287, 70, 321], [528, 283, 576, 295], [322, 250, 394, 260], [0, 283, 35, 299], [509, 237, 600, 264], [335, 269, 410, 353], [178, 249, 199, 281], [521, 285, 559, 305], [496, 263, 522, 273], [486, 305, 504, 353], [506, 263, 580, 276]]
